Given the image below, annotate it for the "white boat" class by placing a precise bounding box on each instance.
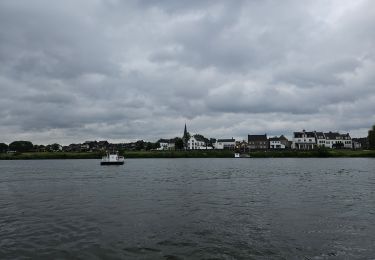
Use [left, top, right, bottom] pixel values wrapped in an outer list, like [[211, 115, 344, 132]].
[[100, 152, 125, 165], [234, 153, 250, 158]]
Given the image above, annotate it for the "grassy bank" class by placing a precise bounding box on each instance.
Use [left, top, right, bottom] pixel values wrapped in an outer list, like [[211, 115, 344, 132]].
[[0, 152, 103, 160], [123, 150, 234, 158], [0, 149, 374, 160], [248, 149, 375, 158], [0, 150, 234, 160]]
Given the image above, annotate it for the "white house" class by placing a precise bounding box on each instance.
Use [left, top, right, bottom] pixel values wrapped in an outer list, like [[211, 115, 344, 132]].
[[157, 139, 175, 150], [269, 136, 286, 149], [315, 132, 327, 147], [214, 138, 236, 150], [188, 135, 212, 150], [341, 133, 352, 149], [324, 132, 352, 149], [292, 130, 317, 150]]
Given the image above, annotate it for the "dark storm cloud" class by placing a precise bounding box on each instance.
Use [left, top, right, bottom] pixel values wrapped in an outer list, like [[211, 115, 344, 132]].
[[0, 0, 374, 144]]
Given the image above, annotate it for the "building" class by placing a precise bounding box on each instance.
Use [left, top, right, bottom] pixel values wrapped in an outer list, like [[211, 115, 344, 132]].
[[214, 138, 236, 150], [341, 133, 352, 149], [292, 130, 352, 149], [235, 140, 249, 152], [315, 132, 326, 147], [182, 123, 189, 150], [187, 135, 212, 150], [292, 130, 316, 150], [248, 134, 268, 150], [157, 139, 175, 150], [352, 137, 368, 150], [269, 135, 289, 149], [324, 132, 352, 149]]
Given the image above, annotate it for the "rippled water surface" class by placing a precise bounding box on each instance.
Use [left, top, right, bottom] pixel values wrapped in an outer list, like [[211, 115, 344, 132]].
[[1, 158, 375, 259]]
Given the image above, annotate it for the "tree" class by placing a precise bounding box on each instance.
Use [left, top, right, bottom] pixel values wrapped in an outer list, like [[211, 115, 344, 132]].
[[145, 142, 158, 151], [174, 137, 184, 150], [9, 141, 34, 152], [369, 125, 375, 149], [50, 143, 61, 151], [135, 140, 145, 150], [0, 143, 8, 153]]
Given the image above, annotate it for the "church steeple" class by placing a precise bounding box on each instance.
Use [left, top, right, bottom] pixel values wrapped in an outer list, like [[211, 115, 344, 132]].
[[182, 123, 189, 149], [184, 123, 188, 137]]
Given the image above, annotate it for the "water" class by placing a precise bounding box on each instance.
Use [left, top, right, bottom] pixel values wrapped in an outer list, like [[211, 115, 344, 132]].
[[0, 158, 374, 259]]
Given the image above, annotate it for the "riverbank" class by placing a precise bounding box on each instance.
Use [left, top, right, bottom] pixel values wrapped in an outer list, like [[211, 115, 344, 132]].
[[0, 152, 103, 160], [0, 149, 374, 160], [248, 149, 375, 158]]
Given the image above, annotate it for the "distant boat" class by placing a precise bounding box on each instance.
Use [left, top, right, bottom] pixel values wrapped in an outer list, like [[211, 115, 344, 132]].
[[101, 152, 124, 165], [234, 153, 250, 158]]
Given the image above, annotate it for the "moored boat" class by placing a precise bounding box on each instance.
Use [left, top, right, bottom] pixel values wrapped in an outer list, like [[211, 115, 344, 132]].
[[101, 152, 124, 165]]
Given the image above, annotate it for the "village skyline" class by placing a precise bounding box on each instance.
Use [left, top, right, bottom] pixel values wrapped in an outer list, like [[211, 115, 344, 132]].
[[1, 123, 373, 153]]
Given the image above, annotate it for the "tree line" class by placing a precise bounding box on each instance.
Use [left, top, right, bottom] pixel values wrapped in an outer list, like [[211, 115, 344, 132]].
[[0, 141, 33, 153]]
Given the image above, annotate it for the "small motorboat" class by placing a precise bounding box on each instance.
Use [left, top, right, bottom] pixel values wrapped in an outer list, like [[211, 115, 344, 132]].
[[234, 153, 250, 158], [100, 152, 125, 165]]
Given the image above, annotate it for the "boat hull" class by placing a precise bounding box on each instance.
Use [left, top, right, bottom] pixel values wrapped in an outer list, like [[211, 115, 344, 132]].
[[100, 161, 124, 165]]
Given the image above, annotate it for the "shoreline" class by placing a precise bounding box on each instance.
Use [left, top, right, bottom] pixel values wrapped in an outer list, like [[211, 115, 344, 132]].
[[0, 150, 374, 160]]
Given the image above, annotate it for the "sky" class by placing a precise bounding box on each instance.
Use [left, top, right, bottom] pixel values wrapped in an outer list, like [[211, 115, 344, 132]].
[[0, 0, 374, 145]]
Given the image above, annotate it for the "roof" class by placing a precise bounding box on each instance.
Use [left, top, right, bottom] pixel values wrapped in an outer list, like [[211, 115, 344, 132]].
[[279, 135, 288, 141], [193, 135, 207, 142], [315, 132, 325, 139], [324, 132, 341, 139], [341, 133, 351, 138], [248, 134, 267, 142], [269, 135, 288, 141], [305, 132, 315, 137], [294, 131, 315, 138], [217, 138, 235, 142]]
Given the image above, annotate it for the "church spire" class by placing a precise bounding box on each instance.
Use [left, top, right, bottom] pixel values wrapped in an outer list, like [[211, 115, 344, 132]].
[[183, 123, 189, 149], [184, 123, 188, 137]]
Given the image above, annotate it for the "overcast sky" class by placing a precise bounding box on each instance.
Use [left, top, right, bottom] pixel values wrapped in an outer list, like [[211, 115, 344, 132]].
[[0, 0, 374, 145]]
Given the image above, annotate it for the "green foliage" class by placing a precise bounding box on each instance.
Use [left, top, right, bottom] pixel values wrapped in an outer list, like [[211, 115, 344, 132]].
[[49, 143, 61, 151], [317, 146, 329, 157], [248, 149, 375, 158], [0, 143, 8, 153], [124, 150, 234, 158], [174, 137, 184, 150], [9, 141, 34, 152], [145, 142, 158, 151], [1, 149, 375, 160], [0, 152, 103, 160], [135, 140, 145, 150]]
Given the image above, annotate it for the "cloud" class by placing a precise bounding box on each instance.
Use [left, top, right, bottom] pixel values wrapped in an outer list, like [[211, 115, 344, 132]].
[[0, 0, 374, 144]]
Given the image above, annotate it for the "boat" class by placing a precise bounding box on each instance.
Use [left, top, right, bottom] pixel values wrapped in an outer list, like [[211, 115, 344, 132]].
[[234, 153, 250, 158], [100, 152, 125, 165]]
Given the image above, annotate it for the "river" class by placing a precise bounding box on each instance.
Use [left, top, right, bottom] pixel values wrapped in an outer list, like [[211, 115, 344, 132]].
[[1, 158, 374, 259]]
